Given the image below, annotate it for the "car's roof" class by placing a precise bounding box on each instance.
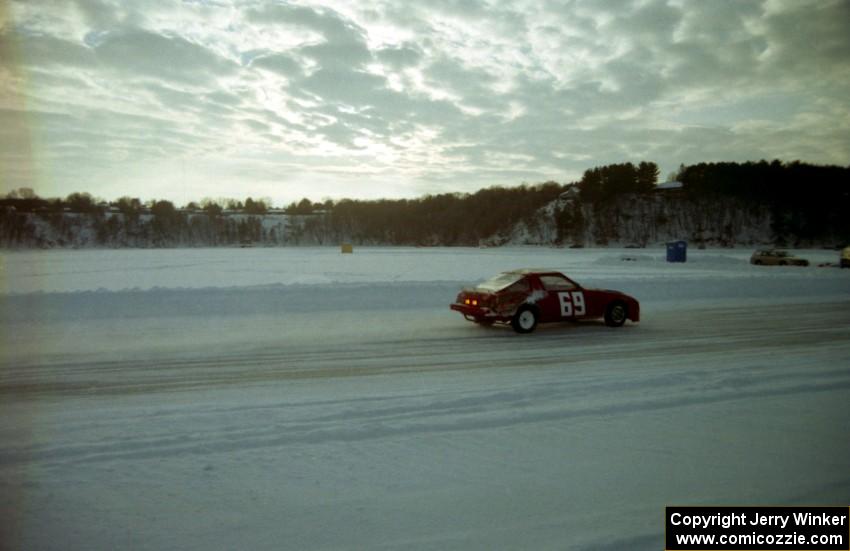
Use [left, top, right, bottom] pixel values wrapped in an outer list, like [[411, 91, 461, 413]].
[[504, 268, 565, 275]]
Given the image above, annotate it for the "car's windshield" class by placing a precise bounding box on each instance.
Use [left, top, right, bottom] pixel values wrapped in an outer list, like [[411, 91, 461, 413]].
[[476, 272, 523, 292]]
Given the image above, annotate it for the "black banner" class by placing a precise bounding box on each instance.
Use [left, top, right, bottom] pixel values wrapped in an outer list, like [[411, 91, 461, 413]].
[[666, 507, 849, 550]]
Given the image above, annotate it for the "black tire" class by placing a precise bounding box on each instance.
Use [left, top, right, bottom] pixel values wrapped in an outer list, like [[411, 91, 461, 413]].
[[604, 301, 627, 327], [511, 306, 538, 333]]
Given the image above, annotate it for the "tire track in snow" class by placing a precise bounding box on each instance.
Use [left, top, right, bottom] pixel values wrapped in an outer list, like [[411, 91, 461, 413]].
[[2, 301, 849, 469], [2, 301, 849, 397]]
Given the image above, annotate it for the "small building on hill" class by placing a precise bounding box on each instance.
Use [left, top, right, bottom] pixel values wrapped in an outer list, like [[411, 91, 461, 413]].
[[655, 181, 683, 192]]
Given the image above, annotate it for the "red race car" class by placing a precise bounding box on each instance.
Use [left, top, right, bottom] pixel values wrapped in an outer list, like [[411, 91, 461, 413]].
[[450, 269, 640, 333]]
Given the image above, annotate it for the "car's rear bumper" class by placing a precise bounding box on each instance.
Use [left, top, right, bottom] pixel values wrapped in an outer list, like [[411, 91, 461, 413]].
[[450, 303, 509, 322]]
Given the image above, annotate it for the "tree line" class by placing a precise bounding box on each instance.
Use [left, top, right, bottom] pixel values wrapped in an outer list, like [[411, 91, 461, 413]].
[[2, 159, 848, 248], [325, 182, 567, 245], [0, 191, 278, 216], [675, 160, 850, 243]]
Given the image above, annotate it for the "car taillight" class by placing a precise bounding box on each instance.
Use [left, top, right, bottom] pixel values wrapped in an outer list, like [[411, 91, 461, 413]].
[[463, 295, 486, 307]]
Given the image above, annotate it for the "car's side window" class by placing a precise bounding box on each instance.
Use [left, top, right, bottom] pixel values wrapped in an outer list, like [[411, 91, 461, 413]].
[[539, 275, 575, 291], [505, 279, 530, 293]]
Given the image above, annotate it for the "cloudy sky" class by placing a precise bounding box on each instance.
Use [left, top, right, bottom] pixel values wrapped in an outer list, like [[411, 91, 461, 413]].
[[2, 0, 849, 206]]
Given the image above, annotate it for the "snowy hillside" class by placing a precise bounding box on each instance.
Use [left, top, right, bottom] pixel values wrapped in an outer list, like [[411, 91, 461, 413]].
[[0, 191, 796, 249], [0, 210, 321, 248], [2, 247, 849, 550], [499, 191, 775, 247]]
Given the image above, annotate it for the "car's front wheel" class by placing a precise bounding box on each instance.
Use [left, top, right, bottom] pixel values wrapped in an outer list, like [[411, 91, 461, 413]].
[[604, 301, 627, 327], [511, 306, 538, 333]]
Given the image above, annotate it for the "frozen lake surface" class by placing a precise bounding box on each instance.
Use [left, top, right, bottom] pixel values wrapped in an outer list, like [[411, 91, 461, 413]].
[[1, 246, 845, 294], [2, 247, 849, 550]]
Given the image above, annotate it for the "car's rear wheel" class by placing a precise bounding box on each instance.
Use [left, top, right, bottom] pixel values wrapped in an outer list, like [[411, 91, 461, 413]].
[[511, 306, 538, 333], [604, 301, 627, 327]]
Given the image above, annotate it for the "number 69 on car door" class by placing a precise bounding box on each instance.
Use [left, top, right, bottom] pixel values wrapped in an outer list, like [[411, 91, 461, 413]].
[[558, 291, 585, 317]]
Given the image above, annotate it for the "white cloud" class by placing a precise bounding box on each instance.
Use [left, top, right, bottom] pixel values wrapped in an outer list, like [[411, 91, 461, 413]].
[[2, 0, 849, 205]]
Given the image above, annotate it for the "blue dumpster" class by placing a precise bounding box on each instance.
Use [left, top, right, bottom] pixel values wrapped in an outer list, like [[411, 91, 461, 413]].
[[666, 240, 687, 262]]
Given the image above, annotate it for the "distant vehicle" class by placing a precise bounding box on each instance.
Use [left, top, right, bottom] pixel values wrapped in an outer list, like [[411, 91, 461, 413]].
[[750, 249, 809, 267], [450, 269, 640, 333], [841, 246, 850, 269]]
